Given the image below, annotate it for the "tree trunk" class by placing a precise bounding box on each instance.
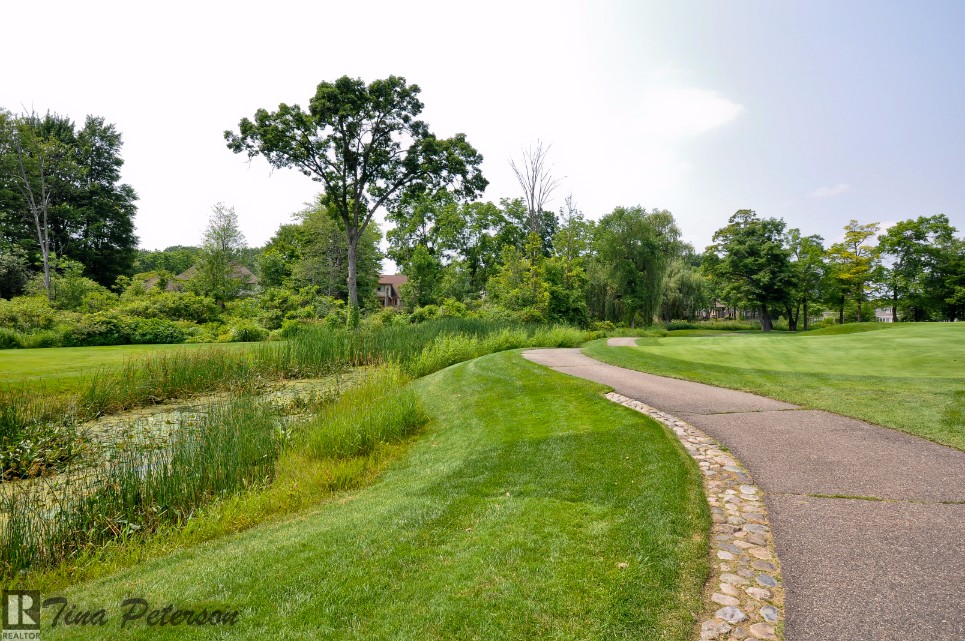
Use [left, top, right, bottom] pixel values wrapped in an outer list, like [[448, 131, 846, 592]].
[[892, 290, 898, 323], [346, 233, 359, 327], [760, 306, 773, 332], [839, 294, 845, 325], [786, 304, 798, 332], [803, 299, 809, 331]]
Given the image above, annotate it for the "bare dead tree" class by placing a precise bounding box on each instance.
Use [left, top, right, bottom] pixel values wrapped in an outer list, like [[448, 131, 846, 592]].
[[510, 140, 562, 235]]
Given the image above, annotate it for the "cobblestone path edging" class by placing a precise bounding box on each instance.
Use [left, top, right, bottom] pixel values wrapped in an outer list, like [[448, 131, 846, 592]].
[[604, 392, 785, 641]]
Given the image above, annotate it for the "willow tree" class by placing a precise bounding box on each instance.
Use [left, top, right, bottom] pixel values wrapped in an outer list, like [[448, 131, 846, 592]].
[[225, 75, 487, 325], [593, 206, 681, 327]]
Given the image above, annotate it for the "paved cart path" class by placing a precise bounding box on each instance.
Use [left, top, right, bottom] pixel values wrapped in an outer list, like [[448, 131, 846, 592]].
[[522, 347, 965, 641]]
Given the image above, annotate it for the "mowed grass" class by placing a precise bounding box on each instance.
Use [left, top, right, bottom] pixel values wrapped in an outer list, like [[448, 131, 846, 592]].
[[0, 342, 253, 391], [585, 323, 965, 450], [43, 351, 709, 640]]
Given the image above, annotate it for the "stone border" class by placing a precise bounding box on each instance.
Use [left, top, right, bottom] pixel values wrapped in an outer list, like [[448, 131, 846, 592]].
[[604, 393, 785, 641]]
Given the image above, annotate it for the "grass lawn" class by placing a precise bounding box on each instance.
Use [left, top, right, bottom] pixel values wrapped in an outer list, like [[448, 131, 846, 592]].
[[585, 323, 965, 450], [42, 351, 709, 640], [0, 342, 252, 391]]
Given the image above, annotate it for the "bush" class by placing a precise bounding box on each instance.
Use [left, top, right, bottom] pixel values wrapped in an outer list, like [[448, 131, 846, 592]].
[[61, 314, 186, 347], [126, 317, 187, 344], [0, 296, 59, 332], [118, 291, 220, 324], [20, 330, 64, 349], [228, 322, 268, 343], [61, 314, 128, 346], [0, 328, 22, 349], [410, 305, 440, 323]]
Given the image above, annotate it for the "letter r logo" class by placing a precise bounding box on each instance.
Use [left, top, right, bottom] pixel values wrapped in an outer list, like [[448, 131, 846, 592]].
[[2, 591, 41, 631]]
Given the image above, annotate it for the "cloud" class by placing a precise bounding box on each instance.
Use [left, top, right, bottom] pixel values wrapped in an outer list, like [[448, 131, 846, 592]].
[[808, 183, 851, 198], [636, 87, 745, 139]]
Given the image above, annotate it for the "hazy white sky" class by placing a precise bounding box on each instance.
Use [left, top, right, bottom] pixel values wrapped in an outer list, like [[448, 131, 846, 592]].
[[3, 0, 963, 254]]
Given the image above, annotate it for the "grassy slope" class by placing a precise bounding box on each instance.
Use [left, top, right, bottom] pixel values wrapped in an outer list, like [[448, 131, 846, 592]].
[[44, 351, 708, 640], [0, 342, 251, 391], [586, 323, 965, 450]]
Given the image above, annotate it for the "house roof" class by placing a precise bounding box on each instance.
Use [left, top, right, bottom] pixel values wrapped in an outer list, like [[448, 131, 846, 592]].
[[176, 264, 259, 285], [379, 274, 408, 287], [142, 264, 259, 291]]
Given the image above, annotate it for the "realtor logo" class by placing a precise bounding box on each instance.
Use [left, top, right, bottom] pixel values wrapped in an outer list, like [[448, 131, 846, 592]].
[[2, 591, 40, 640]]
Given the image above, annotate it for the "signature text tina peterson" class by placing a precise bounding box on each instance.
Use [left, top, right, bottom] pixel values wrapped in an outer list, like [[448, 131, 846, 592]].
[[42, 597, 240, 629]]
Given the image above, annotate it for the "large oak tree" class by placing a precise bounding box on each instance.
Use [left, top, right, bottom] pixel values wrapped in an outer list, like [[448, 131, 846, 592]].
[[709, 210, 793, 331], [225, 76, 487, 324]]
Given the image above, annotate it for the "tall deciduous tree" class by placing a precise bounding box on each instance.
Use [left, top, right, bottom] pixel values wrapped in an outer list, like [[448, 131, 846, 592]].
[[709, 210, 792, 331], [0, 110, 138, 290], [593, 206, 680, 327], [0, 111, 71, 298], [193, 203, 247, 307], [225, 75, 487, 325], [61, 116, 139, 286], [827, 219, 880, 323], [878, 215, 956, 321], [786, 229, 826, 330]]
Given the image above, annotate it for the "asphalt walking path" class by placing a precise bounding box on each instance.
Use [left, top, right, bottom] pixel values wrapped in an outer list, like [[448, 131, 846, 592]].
[[522, 346, 965, 641]]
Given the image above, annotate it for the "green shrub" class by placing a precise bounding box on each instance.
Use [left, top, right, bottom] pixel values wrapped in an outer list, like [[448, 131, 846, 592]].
[[61, 314, 128, 346], [228, 322, 268, 343], [126, 317, 187, 344], [410, 305, 440, 323], [0, 328, 22, 349], [0, 296, 59, 332], [20, 330, 64, 349], [118, 291, 220, 324]]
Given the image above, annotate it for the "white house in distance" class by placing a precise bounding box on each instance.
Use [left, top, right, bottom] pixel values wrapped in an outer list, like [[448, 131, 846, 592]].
[[874, 308, 894, 322], [377, 274, 407, 309]]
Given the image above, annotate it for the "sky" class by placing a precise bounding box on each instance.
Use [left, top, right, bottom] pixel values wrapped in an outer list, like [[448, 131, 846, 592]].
[[3, 0, 964, 258]]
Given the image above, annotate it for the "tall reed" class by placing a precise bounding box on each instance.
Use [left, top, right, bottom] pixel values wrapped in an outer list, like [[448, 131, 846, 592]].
[[0, 396, 281, 574]]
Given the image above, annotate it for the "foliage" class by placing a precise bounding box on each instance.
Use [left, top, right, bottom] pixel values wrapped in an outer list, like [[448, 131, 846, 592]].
[[133, 245, 201, 276], [226, 75, 487, 319], [0, 110, 138, 288], [0, 295, 59, 331], [283, 197, 382, 307], [826, 219, 880, 323], [0, 245, 29, 298], [191, 203, 249, 306], [592, 206, 680, 327], [62, 314, 186, 347], [118, 290, 220, 324], [878, 215, 958, 321], [708, 210, 792, 331]]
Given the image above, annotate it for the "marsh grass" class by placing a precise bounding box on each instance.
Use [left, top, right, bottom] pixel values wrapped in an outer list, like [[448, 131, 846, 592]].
[[1, 366, 431, 577], [302, 366, 427, 460], [1, 319, 587, 478], [1, 396, 282, 574], [1, 319, 587, 577]]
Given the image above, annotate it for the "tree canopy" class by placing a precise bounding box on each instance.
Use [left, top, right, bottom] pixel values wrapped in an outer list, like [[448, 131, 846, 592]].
[[225, 75, 487, 324], [0, 110, 138, 293], [708, 210, 792, 331]]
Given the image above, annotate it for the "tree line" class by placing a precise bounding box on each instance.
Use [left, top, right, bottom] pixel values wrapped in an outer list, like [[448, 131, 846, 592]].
[[1, 76, 963, 345], [0, 110, 138, 298]]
